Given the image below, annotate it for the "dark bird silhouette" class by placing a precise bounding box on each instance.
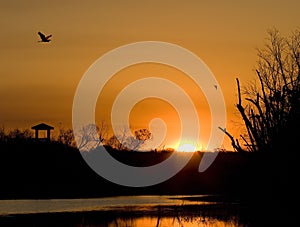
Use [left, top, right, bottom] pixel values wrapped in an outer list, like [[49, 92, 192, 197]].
[[38, 31, 52, 42]]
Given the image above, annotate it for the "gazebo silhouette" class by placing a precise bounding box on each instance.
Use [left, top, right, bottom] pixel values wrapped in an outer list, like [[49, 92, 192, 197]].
[[31, 123, 54, 141]]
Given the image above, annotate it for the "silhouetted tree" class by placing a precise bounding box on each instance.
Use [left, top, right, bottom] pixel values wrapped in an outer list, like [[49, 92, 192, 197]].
[[224, 28, 300, 152], [75, 122, 109, 151], [106, 127, 152, 151], [106, 126, 128, 150], [97, 120, 109, 144], [0, 126, 5, 143], [126, 128, 152, 151], [7, 128, 33, 141], [57, 126, 75, 147], [106, 135, 124, 150]]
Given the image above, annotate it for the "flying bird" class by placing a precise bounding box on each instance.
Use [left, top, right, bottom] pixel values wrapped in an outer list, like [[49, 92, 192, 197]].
[[38, 31, 52, 42]]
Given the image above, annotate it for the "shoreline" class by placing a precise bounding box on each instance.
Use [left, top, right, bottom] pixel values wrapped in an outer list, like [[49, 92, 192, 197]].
[[0, 195, 297, 225], [0, 194, 226, 216], [0, 203, 245, 226]]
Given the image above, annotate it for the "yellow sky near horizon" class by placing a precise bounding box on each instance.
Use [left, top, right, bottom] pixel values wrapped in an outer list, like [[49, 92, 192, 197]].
[[1, 0, 300, 150]]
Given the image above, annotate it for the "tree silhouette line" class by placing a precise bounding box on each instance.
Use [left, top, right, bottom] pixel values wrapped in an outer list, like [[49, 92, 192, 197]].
[[222, 28, 300, 153], [1, 28, 300, 154], [0, 122, 155, 153]]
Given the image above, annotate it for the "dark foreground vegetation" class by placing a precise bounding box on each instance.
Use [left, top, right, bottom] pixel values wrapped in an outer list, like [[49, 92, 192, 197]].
[[0, 139, 297, 202], [0, 138, 298, 224]]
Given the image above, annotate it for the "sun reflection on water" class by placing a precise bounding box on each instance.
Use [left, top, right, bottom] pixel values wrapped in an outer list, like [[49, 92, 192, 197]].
[[106, 216, 239, 227]]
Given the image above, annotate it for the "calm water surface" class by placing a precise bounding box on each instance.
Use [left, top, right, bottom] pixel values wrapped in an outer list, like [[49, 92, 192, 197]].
[[0, 195, 250, 226], [0, 195, 213, 215]]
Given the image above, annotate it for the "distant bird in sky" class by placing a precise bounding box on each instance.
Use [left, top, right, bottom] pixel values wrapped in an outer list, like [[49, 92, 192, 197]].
[[38, 31, 52, 42]]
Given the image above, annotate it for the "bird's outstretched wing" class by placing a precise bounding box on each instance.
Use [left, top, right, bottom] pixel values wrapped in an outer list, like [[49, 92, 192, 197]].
[[38, 31, 46, 40], [38, 31, 51, 42]]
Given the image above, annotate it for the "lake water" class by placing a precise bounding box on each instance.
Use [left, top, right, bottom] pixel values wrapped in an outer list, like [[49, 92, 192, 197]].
[[0, 195, 252, 226], [0, 195, 215, 215]]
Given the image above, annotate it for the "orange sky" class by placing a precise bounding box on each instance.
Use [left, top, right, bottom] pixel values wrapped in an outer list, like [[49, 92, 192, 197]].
[[1, 1, 300, 150]]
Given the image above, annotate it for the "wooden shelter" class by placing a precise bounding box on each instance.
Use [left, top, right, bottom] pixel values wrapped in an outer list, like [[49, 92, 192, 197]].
[[31, 123, 54, 141]]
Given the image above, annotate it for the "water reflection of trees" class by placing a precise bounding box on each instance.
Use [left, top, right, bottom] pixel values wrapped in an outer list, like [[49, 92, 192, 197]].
[[78, 204, 246, 227]]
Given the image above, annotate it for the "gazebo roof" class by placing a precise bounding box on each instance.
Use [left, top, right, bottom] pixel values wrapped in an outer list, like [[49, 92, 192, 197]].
[[31, 123, 54, 130]]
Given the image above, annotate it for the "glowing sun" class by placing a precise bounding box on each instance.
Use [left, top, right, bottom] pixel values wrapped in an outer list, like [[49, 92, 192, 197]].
[[176, 143, 197, 152]]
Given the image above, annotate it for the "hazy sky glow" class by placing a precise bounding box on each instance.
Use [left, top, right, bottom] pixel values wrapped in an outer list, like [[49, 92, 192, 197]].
[[1, 0, 300, 150]]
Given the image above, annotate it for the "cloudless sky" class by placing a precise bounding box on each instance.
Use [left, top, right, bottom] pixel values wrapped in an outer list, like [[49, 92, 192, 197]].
[[1, 0, 299, 150]]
